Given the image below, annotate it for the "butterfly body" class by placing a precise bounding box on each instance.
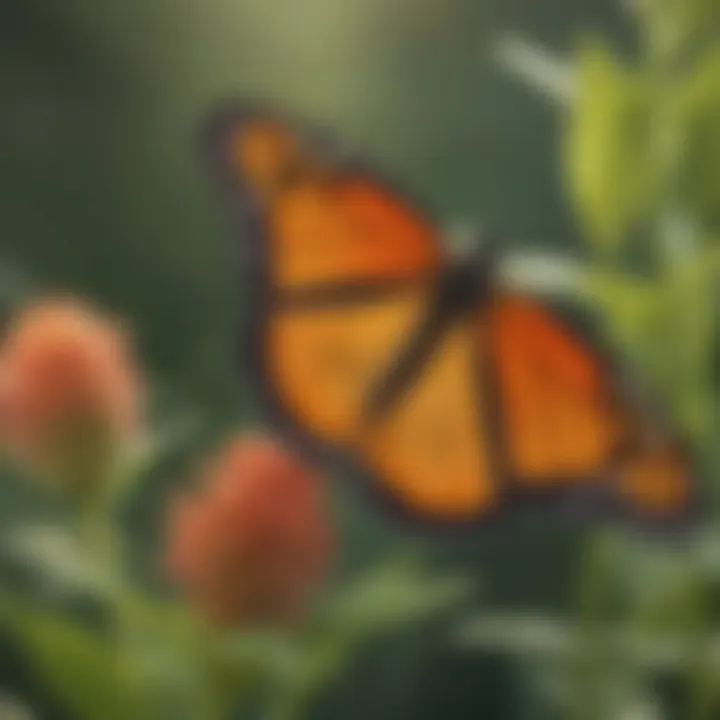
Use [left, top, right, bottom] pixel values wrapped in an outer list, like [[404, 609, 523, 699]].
[[439, 255, 492, 316], [205, 103, 696, 533]]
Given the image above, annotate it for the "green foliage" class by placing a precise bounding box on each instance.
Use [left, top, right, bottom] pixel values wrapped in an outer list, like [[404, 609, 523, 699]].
[[0, 348, 470, 720], [214, 555, 471, 720], [564, 6, 719, 448], [678, 46, 720, 230], [302, 554, 469, 686], [564, 38, 654, 253], [0, 502, 467, 720], [317, 554, 469, 638], [635, 0, 720, 61], [0, 594, 156, 720], [583, 270, 659, 372], [658, 249, 716, 444], [473, 1, 720, 719]]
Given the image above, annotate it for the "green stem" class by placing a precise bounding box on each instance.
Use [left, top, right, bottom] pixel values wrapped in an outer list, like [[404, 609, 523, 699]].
[[202, 672, 236, 720], [685, 573, 714, 720], [197, 627, 252, 720], [572, 529, 617, 720], [74, 492, 170, 717], [642, 7, 718, 719], [264, 683, 310, 720], [79, 485, 156, 631]]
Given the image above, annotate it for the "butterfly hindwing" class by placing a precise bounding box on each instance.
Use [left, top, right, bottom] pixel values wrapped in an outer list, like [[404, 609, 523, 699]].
[[488, 294, 691, 521], [490, 295, 620, 482], [361, 320, 498, 521]]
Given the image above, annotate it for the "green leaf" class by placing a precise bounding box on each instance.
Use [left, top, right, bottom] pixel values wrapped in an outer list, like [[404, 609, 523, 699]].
[[582, 258, 714, 443], [0, 594, 157, 720], [493, 34, 574, 104], [618, 542, 702, 634], [0, 693, 35, 720], [613, 695, 663, 720], [215, 631, 303, 687], [255, 555, 472, 719], [456, 613, 574, 658], [659, 249, 715, 443], [679, 46, 720, 230], [4, 524, 115, 599], [319, 554, 471, 639], [583, 270, 664, 379], [636, 0, 720, 62], [501, 249, 588, 298], [298, 555, 471, 697], [565, 38, 655, 252], [454, 611, 720, 674]]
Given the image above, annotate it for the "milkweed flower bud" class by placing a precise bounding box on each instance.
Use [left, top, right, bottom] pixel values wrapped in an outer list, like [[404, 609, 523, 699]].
[[165, 433, 331, 629], [0, 297, 142, 500]]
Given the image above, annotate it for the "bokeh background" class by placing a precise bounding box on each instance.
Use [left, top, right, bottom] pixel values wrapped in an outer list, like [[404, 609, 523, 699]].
[[0, 0, 627, 400], [0, 0, 715, 718]]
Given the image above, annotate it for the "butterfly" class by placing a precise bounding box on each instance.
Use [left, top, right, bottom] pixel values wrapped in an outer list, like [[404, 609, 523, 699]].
[[203, 102, 696, 532]]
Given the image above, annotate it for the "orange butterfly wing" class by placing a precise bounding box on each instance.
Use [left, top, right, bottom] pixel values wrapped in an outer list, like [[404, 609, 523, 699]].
[[212, 112, 500, 520], [229, 118, 440, 286], [209, 107, 693, 527], [361, 322, 497, 519], [490, 294, 691, 520], [267, 290, 432, 441], [490, 295, 620, 481]]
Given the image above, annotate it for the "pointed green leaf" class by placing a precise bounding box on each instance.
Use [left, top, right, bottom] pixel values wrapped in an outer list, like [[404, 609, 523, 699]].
[[635, 0, 720, 62], [0, 694, 34, 720], [320, 554, 471, 638], [679, 46, 720, 230], [215, 631, 303, 687], [0, 594, 156, 720], [4, 524, 115, 599], [494, 35, 574, 104], [565, 39, 654, 251], [501, 249, 588, 298], [583, 270, 663, 379], [659, 249, 715, 443], [245, 554, 473, 718]]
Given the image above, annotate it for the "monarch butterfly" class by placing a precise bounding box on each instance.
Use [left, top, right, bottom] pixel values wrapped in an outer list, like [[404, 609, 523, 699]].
[[203, 102, 695, 532]]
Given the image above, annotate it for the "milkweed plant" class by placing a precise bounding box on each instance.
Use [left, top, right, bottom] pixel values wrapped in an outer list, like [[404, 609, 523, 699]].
[[459, 0, 720, 719], [0, 297, 467, 719]]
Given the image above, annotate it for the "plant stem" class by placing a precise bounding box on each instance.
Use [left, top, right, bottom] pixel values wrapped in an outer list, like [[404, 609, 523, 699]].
[[572, 528, 617, 720], [264, 683, 310, 720], [74, 489, 169, 715], [643, 5, 718, 719], [81, 480, 155, 629]]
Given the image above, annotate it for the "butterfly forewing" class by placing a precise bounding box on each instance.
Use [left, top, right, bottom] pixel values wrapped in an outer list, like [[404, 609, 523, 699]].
[[267, 289, 433, 443], [226, 117, 441, 289]]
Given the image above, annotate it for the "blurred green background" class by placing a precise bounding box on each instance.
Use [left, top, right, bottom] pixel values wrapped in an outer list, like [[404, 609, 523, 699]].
[[0, 0, 627, 404], [0, 1, 662, 718]]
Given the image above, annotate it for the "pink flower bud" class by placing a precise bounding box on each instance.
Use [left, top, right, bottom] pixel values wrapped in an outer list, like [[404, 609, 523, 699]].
[[0, 296, 142, 498], [164, 433, 332, 629]]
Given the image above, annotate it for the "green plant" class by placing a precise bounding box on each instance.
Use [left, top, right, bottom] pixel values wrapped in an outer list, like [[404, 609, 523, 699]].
[[0, 288, 470, 720], [460, 1, 719, 718]]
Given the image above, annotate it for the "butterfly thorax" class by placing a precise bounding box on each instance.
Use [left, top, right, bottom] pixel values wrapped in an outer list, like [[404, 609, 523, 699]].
[[439, 254, 492, 319]]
